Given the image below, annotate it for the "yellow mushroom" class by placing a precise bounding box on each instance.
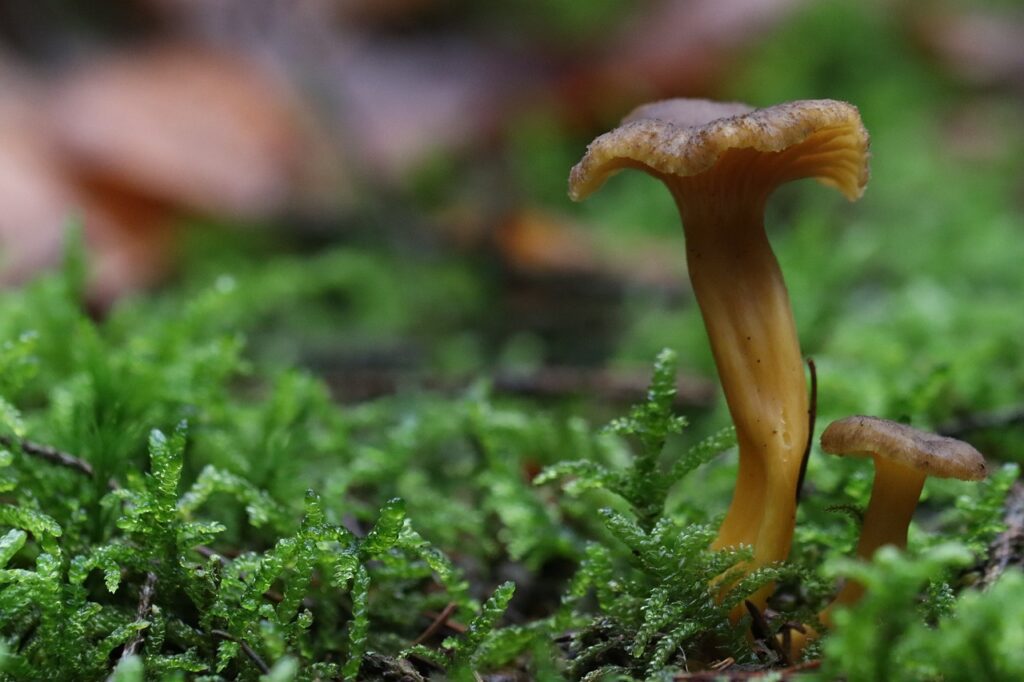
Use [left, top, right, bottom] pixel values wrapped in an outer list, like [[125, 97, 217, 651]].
[[820, 415, 987, 611], [786, 415, 988, 657], [569, 99, 870, 607]]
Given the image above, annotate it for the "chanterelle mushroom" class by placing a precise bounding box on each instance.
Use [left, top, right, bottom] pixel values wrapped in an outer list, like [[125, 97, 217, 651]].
[[820, 415, 987, 608], [784, 414, 988, 659], [569, 99, 870, 605]]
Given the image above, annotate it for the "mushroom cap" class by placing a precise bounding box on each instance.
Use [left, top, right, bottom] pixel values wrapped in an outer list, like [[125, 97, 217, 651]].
[[820, 416, 988, 481], [569, 98, 870, 202]]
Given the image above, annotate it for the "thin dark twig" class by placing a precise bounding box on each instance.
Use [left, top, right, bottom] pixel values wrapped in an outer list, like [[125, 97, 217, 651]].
[[412, 602, 458, 645], [2, 434, 121, 489], [796, 358, 817, 503], [211, 629, 271, 675], [777, 620, 806, 670], [120, 572, 157, 660], [421, 609, 467, 634], [1, 435, 93, 477], [194, 546, 228, 564], [744, 600, 792, 667]]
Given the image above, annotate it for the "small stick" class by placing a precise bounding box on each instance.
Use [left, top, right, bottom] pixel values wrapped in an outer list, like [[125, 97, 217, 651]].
[[1, 435, 93, 477], [120, 571, 158, 660], [194, 546, 228, 564], [421, 609, 467, 634], [2, 435, 120, 489], [745, 600, 792, 667], [777, 620, 807, 668], [796, 358, 818, 503], [211, 629, 271, 675], [412, 602, 458, 645]]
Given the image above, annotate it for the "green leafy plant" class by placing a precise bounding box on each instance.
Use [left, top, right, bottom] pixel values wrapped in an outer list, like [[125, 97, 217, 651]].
[[817, 546, 1024, 682], [0, 251, 521, 680], [539, 350, 786, 679], [0, 413, 492, 679], [0, 239, 1018, 680]]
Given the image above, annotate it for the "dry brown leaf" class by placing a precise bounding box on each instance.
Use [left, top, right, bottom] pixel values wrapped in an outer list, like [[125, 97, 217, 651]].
[[0, 108, 172, 301], [104, 3, 541, 182], [76, 180, 176, 305], [495, 209, 686, 293], [0, 61, 171, 301], [47, 46, 308, 218], [0, 87, 74, 284], [496, 210, 603, 275], [1, 43, 345, 300]]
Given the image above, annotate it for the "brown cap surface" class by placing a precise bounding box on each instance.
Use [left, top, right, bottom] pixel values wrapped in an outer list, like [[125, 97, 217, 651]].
[[821, 415, 988, 481], [569, 98, 869, 202]]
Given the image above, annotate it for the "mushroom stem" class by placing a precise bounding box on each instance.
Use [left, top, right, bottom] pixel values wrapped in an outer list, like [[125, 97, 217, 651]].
[[667, 175, 808, 601], [784, 460, 926, 657], [855, 457, 926, 558], [826, 457, 926, 614]]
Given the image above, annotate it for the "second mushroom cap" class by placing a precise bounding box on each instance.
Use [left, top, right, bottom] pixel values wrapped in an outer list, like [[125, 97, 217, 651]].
[[821, 415, 988, 481]]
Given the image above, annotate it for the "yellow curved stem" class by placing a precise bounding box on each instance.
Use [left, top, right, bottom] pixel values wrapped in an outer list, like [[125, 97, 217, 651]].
[[669, 174, 809, 613]]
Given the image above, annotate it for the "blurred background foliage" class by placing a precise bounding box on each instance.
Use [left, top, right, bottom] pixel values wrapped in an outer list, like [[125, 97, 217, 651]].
[[2, 0, 1023, 595], [0, 0, 1023, 678], [2, 0, 1022, 439]]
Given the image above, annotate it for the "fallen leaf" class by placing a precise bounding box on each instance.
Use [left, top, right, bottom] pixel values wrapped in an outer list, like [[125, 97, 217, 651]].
[[496, 209, 687, 293], [47, 46, 309, 218], [0, 61, 171, 301], [0, 82, 73, 283]]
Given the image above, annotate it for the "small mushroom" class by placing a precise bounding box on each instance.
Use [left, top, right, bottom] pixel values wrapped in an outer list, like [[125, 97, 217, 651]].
[[569, 99, 870, 603], [819, 415, 988, 609], [783, 415, 988, 659], [778, 413, 987, 659]]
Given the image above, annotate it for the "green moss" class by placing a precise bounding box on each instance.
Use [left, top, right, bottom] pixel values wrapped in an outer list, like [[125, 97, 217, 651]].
[[0, 250, 1017, 679]]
